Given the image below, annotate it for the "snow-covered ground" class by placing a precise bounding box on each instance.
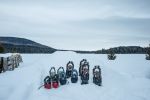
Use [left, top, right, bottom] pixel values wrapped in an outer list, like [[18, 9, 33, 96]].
[[0, 51, 150, 100]]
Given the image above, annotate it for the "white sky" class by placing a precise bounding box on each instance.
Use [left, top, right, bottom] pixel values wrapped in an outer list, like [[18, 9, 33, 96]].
[[0, 0, 150, 50]]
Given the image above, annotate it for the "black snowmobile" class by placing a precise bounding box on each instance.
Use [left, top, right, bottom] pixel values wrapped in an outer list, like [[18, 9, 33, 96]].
[[49, 67, 59, 88], [81, 63, 89, 85], [57, 67, 67, 85], [44, 76, 51, 89], [66, 61, 74, 78], [93, 66, 102, 86], [79, 59, 87, 76], [71, 69, 78, 83]]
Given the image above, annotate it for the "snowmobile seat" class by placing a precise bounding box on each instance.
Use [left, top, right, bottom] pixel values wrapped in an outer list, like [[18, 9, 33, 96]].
[[71, 69, 78, 83]]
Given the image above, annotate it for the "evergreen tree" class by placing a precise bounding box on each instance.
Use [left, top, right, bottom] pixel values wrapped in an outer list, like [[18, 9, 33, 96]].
[[0, 44, 4, 53]]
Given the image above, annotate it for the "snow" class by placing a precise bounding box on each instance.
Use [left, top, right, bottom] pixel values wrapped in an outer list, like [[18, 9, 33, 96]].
[[0, 51, 150, 100]]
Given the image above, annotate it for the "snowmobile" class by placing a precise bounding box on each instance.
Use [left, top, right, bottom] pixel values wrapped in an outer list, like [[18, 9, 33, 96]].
[[71, 69, 78, 83], [57, 67, 67, 85], [93, 66, 102, 86], [79, 59, 87, 76], [66, 61, 74, 78], [44, 76, 51, 89], [49, 67, 59, 88], [81, 63, 89, 85]]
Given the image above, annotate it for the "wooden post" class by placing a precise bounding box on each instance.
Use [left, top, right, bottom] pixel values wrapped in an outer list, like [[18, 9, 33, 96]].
[[0, 57, 3, 73]]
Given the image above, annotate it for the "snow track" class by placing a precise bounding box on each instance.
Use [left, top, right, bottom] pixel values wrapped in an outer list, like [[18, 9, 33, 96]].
[[0, 51, 150, 100]]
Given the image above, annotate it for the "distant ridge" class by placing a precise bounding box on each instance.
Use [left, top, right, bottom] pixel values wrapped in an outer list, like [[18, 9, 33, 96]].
[[0, 37, 56, 53], [0, 36, 149, 54], [74, 46, 148, 54]]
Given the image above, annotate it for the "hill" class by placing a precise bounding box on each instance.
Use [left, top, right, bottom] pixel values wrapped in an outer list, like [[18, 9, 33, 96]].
[[0, 37, 149, 54], [0, 37, 56, 53]]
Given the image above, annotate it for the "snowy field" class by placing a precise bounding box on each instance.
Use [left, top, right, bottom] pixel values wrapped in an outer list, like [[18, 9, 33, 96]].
[[0, 51, 150, 100]]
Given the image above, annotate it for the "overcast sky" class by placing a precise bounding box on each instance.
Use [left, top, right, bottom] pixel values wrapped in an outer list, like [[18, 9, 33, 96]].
[[0, 0, 150, 50]]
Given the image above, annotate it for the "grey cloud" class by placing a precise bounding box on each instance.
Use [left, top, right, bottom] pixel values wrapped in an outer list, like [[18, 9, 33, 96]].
[[0, 0, 150, 50]]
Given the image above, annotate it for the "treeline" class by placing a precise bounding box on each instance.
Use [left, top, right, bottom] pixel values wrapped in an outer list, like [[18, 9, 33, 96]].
[[1, 43, 150, 54], [96, 46, 147, 54], [1, 43, 56, 53], [0, 44, 4, 53], [75, 46, 150, 54], [0, 37, 149, 54]]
